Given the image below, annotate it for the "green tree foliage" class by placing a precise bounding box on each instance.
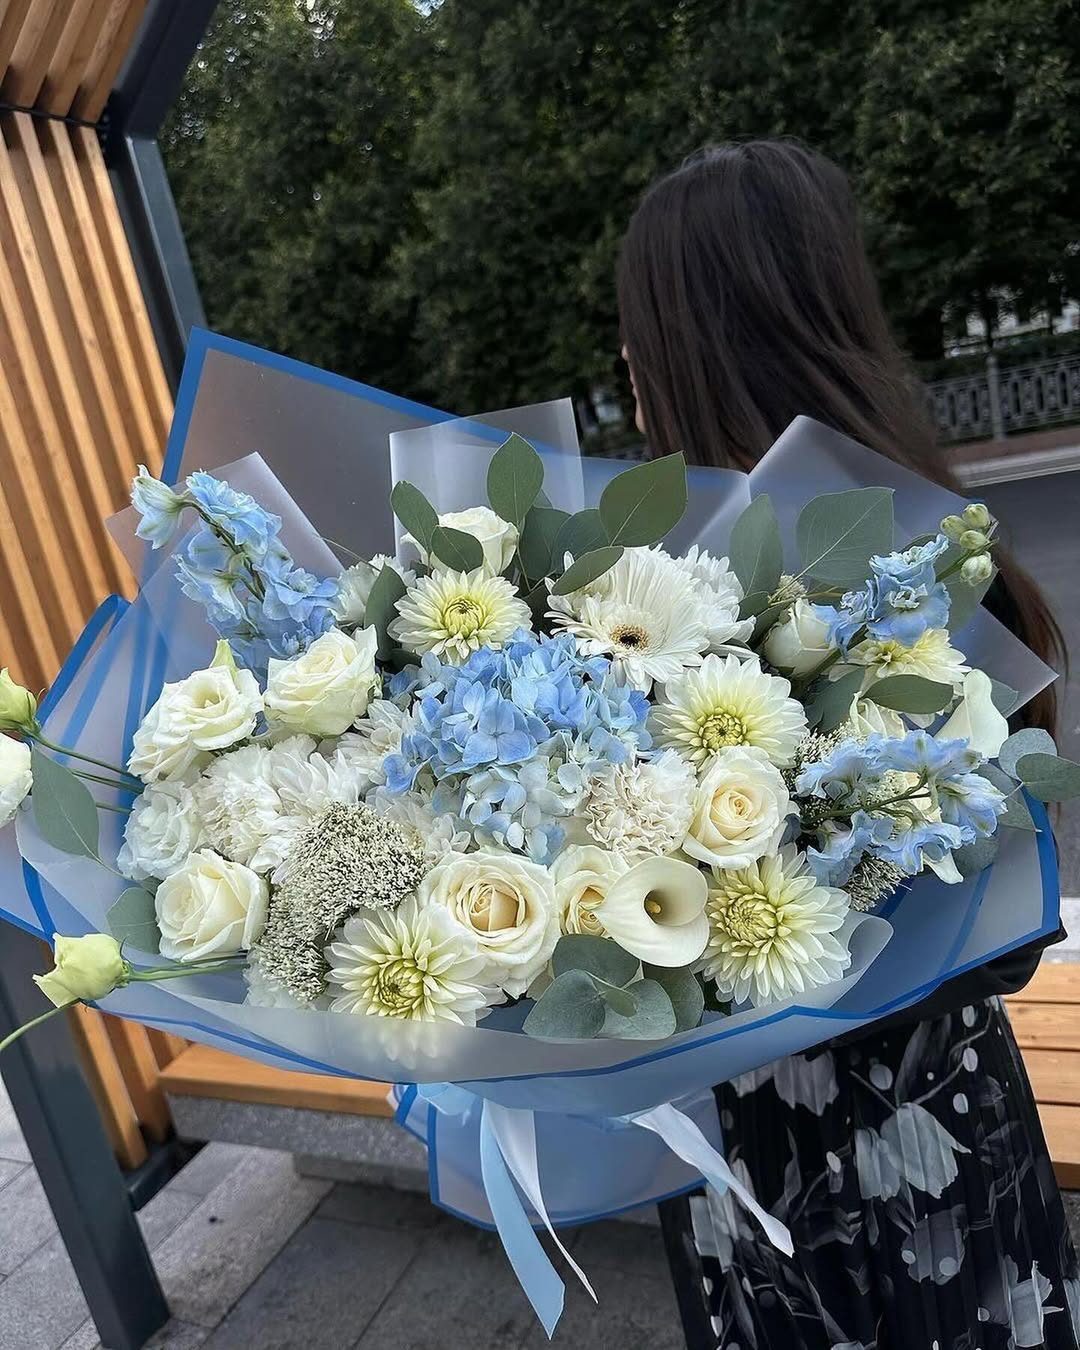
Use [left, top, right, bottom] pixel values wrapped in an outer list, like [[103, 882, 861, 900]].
[[163, 0, 1080, 407]]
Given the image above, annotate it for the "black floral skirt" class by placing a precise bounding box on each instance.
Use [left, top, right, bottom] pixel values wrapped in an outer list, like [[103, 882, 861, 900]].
[[660, 998, 1080, 1350]]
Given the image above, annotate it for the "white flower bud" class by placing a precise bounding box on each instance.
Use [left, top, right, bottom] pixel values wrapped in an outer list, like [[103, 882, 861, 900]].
[[0, 669, 36, 730], [961, 554, 994, 585], [33, 934, 128, 1007]]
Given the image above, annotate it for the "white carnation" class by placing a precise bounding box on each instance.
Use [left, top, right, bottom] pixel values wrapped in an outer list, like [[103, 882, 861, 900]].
[[195, 745, 288, 873], [335, 700, 409, 791], [583, 750, 696, 857], [118, 780, 205, 881]]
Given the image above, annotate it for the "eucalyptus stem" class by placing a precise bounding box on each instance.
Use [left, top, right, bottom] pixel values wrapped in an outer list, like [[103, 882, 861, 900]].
[[94, 800, 132, 815], [127, 962, 245, 983], [73, 769, 141, 794], [0, 1001, 76, 1054], [30, 734, 141, 783]]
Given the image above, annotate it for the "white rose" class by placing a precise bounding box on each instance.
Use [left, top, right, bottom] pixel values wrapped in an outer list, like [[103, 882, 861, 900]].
[[846, 693, 906, 741], [763, 600, 833, 677], [683, 745, 792, 870], [435, 506, 519, 576], [418, 848, 559, 996], [551, 844, 630, 937], [118, 780, 206, 881], [264, 627, 379, 737], [155, 849, 269, 962], [332, 556, 417, 627], [0, 735, 32, 827], [128, 654, 262, 782]]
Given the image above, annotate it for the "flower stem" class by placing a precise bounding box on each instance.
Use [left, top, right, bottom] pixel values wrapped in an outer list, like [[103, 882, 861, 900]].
[[94, 800, 132, 815], [0, 1000, 77, 1055], [30, 734, 141, 783], [73, 769, 141, 794], [126, 962, 245, 982]]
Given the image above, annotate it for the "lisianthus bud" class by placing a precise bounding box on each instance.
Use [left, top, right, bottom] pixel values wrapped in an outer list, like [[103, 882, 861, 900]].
[[959, 529, 990, 552], [0, 669, 36, 730], [962, 502, 992, 530], [961, 554, 994, 585], [941, 514, 966, 541], [131, 466, 186, 550], [32, 934, 129, 1007]]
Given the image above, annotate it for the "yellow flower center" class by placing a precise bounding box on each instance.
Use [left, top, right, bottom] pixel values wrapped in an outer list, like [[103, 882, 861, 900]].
[[611, 623, 649, 651], [440, 594, 487, 637], [698, 709, 747, 752], [373, 957, 426, 1015], [711, 891, 779, 953]]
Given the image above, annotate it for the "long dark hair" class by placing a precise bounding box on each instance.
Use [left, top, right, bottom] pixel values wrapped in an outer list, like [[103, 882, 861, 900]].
[[617, 139, 1063, 733]]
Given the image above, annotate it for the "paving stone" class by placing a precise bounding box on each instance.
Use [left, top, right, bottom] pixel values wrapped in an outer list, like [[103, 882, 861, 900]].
[[61, 1315, 209, 1350], [151, 1148, 332, 1327], [521, 1266, 685, 1350], [569, 1217, 672, 1279], [315, 1181, 447, 1231], [0, 1233, 90, 1349], [166, 1143, 253, 1199], [0, 1100, 32, 1165], [0, 1161, 24, 1194], [0, 1167, 58, 1274], [202, 1216, 418, 1350], [357, 1220, 535, 1350], [137, 1187, 201, 1250]]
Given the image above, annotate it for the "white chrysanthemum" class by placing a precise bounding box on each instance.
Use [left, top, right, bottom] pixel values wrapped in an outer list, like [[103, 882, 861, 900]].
[[118, 779, 205, 881], [390, 568, 531, 663], [194, 745, 287, 872], [674, 545, 755, 652], [651, 653, 808, 769], [846, 628, 970, 689], [583, 750, 696, 856], [332, 556, 417, 627], [548, 547, 708, 691], [702, 847, 852, 1007], [325, 900, 496, 1025], [268, 734, 366, 818], [335, 700, 409, 791]]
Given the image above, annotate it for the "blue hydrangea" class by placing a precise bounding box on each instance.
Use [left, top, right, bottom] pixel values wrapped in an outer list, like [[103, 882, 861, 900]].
[[383, 631, 651, 862]]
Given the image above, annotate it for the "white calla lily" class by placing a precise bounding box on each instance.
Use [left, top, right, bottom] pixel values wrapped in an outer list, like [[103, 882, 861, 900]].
[[595, 855, 708, 967], [938, 670, 1010, 758]]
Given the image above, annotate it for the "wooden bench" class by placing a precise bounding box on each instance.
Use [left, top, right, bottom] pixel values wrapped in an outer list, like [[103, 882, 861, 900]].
[[1007, 963, 1080, 1188]]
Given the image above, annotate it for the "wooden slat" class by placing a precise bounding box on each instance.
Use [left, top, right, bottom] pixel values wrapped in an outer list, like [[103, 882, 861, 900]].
[[160, 1046, 394, 1119], [1007, 964, 1080, 1005], [1019, 1047, 1080, 1108], [102, 1016, 172, 1143], [68, 1004, 148, 1169], [2, 0, 66, 106], [37, 0, 108, 115], [1036, 1104, 1080, 1190], [1009, 1001, 1080, 1052], [146, 1028, 187, 1070], [0, 0, 35, 78], [70, 0, 147, 123]]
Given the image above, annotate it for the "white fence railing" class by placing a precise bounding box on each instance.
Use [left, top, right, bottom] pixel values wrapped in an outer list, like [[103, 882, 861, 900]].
[[926, 353, 1080, 442]]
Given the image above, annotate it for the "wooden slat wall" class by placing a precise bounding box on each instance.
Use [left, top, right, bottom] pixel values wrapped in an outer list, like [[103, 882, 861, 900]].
[[1, 0, 174, 1167]]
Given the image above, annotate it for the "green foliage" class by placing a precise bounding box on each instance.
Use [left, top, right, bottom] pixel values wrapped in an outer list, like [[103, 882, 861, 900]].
[[30, 749, 99, 859], [486, 434, 545, 528], [999, 727, 1057, 778], [598, 454, 687, 546], [864, 674, 955, 714], [429, 525, 484, 572], [1014, 752, 1080, 802], [554, 510, 608, 561], [806, 668, 865, 732], [518, 506, 570, 579], [364, 563, 408, 660], [796, 488, 895, 588], [550, 546, 624, 595], [390, 481, 439, 552], [728, 494, 783, 615], [107, 888, 161, 956]]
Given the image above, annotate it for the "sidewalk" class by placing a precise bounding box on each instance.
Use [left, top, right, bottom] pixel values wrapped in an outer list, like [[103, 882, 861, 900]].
[[949, 424, 1080, 485]]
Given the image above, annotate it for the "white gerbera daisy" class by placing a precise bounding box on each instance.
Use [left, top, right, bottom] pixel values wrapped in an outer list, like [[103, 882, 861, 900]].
[[651, 653, 808, 769], [674, 545, 755, 652], [702, 847, 852, 1007], [325, 900, 495, 1025], [846, 628, 970, 689], [583, 749, 697, 857], [547, 546, 708, 691], [390, 568, 531, 663]]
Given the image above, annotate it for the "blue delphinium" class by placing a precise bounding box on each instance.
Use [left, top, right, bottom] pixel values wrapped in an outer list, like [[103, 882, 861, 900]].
[[384, 631, 651, 862], [813, 535, 952, 654]]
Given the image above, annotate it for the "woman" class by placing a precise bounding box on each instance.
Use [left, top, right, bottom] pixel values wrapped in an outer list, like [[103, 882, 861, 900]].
[[617, 141, 1077, 1350]]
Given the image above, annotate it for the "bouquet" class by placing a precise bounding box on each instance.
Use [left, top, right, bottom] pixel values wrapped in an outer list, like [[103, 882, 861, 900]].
[[1, 332, 1074, 1335]]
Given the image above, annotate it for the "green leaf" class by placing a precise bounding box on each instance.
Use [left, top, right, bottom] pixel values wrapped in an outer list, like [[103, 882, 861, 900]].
[[429, 525, 484, 572], [390, 481, 439, 553], [643, 965, 704, 1032], [805, 668, 865, 732], [30, 747, 99, 858], [486, 433, 545, 527], [550, 546, 624, 596], [363, 564, 407, 662], [107, 887, 160, 955], [523, 969, 605, 1039], [945, 565, 996, 633], [864, 674, 954, 714], [728, 494, 783, 615], [999, 727, 1057, 779], [554, 509, 608, 560], [990, 680, 1019, 717], [589, 974, 638, 1016], [518, 506, 570, 580], [598, 453, 687, 546], [551, 933, 638, 987], [796, 487, 894, 587], [1014, 752, 1080, 802], [600, 979, 677, 1040], [954, 833, 1001, 878], [751, 602, 788, 643]]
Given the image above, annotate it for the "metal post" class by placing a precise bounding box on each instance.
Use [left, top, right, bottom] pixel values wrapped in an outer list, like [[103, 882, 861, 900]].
[[0, 926, 169, 1349], [986, 353, 1006, 442]]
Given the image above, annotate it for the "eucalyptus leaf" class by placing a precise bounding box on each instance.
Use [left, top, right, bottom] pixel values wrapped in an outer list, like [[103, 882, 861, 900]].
[[805, 668, 865, 732], [518, 506, 570, 580], [523, 969, 605, 1039], [107, 887, 160, 955], [363, 564, 407, 661], [600, 979, 677, 1040], [945, 565, 995, 634], [751, 602, 788, 642], [998, 727, 1057, 779], [30, 747, 99, 858], [643, 965, 704, 1032], [486, 433, 545, 527], [979, 764, 1038, 831], [550, 546, 624, 596], [598, 453, 687, 546], [429, 525, 485, 572], [796, 487, 894, 587], [390, 480, 439, 553], [589, 974, 638, 1016], [1014, 752, 1080, 802], [989, 680, 1020, 717], [551, 933, 638, 987], [954, 833, 1000, 878], [865, 674, 954, 714], [554, 509, 608, 560], [728, 494, 783, 615]]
